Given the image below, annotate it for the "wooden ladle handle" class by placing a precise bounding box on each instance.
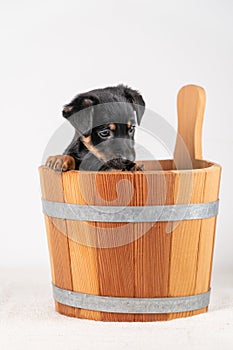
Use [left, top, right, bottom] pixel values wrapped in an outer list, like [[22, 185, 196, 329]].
[[174, 85, 206, 168]]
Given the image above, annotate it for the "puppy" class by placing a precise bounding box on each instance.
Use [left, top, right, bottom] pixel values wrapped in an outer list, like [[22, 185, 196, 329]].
[[46, 84, 145, 171]]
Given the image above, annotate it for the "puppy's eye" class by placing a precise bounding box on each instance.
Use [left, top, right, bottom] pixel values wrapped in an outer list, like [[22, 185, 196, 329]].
[[98, 129, 112, 138], [128, 125, 135, 135]]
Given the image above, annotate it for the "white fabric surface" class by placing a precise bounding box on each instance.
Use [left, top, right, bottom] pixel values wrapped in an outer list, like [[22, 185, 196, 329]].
[[0, 266, 232, 350]]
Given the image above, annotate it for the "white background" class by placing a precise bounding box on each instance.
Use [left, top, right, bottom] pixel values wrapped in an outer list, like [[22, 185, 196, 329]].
[[1, 0, 232, 270], [1, 1, 233, 349]]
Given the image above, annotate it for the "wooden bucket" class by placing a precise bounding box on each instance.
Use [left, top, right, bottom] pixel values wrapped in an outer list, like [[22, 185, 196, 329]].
[[39, 85, 221, 321]]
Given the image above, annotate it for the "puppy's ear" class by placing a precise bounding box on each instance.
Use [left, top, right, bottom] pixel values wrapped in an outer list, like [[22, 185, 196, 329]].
[[62, 94, 99, 135], [62, 95, 99, 118], [121, 85, 145, 125]]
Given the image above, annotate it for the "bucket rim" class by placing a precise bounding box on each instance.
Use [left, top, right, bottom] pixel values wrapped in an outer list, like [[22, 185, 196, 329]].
[[39, 159, 221, 175]]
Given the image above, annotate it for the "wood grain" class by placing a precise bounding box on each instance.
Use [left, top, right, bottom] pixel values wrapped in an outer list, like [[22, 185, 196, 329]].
[[39, 162, 221, 321], [39, 167, 75, 317], [167, 170, 206, 320], [62, 171, 101, 320], [174, 85, 206, 169], [134, 171, 176, 321], [93, 172, 135, 321], [194, 165, 222, 295]]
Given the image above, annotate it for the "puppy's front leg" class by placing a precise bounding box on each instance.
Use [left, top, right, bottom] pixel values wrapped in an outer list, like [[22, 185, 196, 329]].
[[45, 155, 76, 172]]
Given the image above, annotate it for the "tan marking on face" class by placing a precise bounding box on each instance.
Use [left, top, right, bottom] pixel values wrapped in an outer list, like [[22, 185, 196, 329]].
[[63, 105, 73, 113], [109, 123, 116, 130], [82, 136, 107, 162], [127, 121, 131, 128], [82, 135, 91, 144]]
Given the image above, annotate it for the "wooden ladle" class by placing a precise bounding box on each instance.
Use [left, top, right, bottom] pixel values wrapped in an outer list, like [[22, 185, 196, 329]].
[[174, 84, 206, 169]]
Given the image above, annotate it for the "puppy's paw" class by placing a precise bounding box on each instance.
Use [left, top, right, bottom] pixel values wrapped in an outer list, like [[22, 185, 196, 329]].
[[123, 162, 144, 171], [135, 163, 144, 171], [45, 155, 76, 172]]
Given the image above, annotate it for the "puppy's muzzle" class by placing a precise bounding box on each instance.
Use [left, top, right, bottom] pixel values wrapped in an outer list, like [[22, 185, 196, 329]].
[[105, 157, 134, 170]]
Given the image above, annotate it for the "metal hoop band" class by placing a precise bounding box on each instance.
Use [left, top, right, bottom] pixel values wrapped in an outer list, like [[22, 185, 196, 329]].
[[52, 284, 210, 314], [42, 199, 219, 222]]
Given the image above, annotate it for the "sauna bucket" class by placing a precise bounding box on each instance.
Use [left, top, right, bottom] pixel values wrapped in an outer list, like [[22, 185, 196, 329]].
[[39, 85, 221, 321]]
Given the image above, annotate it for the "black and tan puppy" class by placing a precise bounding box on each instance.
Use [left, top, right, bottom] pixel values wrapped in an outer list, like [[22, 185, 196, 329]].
[[46, 84, 145, 171]]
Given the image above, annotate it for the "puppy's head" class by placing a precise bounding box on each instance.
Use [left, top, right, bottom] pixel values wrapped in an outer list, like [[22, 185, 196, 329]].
[[62, 85, 145, 170]]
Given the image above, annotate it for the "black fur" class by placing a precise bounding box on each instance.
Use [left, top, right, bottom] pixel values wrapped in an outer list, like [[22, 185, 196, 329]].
[[49, 84, 145, 171]]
